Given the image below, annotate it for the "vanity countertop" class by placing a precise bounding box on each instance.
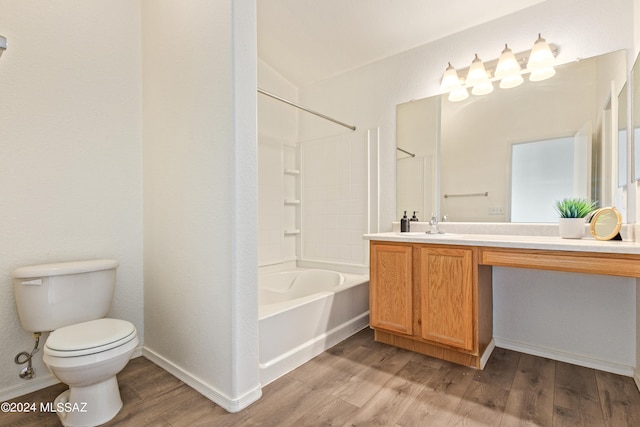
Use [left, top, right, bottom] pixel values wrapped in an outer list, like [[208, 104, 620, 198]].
[[364, 232, 640, 255]]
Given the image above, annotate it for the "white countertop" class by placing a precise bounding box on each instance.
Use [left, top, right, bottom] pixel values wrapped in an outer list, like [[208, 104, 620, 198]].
[[363, 231, 640, 255]]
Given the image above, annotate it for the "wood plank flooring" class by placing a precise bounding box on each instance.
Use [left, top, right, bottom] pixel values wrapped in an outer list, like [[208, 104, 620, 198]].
[[3, 328, 640, 426]]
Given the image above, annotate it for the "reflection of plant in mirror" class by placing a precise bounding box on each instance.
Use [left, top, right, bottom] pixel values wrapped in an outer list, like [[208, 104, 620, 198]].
[[554, 198, 597, 218]]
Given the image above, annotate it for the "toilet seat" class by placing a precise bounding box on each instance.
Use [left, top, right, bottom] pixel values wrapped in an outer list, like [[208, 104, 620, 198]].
[[45, 318, 137, 358]]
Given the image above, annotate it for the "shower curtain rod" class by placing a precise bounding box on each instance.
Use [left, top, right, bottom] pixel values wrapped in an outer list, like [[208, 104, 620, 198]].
[[396, 147, 415, 157], [257, 88, 356, 131]]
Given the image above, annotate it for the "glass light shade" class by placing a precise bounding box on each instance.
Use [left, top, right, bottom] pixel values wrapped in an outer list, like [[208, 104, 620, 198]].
[[471, 81, 494, 95], [448, 87, 469, 102], [465, 54, 490, 86], [440, 62, 462, 92], [499, 73, 524, 89], [529, 67, 556, 82], [495, 44, 521, 79], [527, 34, 555, 71]]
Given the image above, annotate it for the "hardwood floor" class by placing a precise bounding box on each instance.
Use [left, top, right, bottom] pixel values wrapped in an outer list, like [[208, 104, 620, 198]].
[[3, 328, 640, 426]]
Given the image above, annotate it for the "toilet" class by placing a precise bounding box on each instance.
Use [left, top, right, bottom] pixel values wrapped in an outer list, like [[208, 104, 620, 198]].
[[12, 259, 138, 427]]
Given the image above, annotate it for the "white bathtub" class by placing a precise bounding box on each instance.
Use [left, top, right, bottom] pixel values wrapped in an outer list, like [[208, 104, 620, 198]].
[[258, 268, 370, 385]]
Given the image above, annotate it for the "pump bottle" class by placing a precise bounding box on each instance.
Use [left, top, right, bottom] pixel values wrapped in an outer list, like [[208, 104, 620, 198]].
[[400, 211, 410, 232]]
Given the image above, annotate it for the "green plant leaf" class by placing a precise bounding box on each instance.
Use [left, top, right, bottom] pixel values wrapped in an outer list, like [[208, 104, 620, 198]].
[[554, 198, 598, 218]]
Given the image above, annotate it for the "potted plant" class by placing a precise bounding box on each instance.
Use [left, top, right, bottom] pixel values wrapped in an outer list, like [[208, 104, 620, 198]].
[[554, 198, 597, 239]]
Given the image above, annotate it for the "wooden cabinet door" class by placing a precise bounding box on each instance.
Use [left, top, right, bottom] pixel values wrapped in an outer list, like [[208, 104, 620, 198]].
[[370, 243, 413, 335], [418, 246, 474, 351]]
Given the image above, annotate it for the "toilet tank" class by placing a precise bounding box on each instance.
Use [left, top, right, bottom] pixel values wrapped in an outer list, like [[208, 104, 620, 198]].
[[12, 259, 119, 333]]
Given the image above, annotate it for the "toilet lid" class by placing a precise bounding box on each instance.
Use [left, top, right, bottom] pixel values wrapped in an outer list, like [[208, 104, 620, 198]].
[[45, 318, 136, 356]]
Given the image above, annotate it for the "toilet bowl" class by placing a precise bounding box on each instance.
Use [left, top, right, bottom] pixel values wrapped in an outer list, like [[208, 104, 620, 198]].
[[11, 259, 138, 427], [43, 318, 138, 427]]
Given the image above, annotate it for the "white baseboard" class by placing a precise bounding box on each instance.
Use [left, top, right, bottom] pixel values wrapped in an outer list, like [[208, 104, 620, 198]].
[[0, 374, 59, 402], [479, 339, 496, 369], [634, 368, 640, 392], [495, 337, 634, 376], [142, 347, 262, 413]]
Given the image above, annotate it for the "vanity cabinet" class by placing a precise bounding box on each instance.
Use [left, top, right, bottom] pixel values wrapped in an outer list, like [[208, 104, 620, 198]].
[[369, 243, 413, 335], [369, 241, 493, 368], [417, 246, 473, 351]]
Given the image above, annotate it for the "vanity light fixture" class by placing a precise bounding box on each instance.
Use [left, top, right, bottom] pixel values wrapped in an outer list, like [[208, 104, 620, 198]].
[[495, 44, 523, 89], [439, 62, 469, 101], [466, 54, 494, 95], [0, 35, 6, 59], [440, 62, 461, 91], [440, 33, 556, 101], [527, 33, 556, 81]]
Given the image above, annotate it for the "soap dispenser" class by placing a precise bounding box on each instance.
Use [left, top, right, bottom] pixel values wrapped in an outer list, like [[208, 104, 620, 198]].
[[410, 211, 419, 222], [401, 211, 410, 232]]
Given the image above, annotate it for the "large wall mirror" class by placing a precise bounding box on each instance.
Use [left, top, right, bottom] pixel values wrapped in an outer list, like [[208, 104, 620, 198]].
[[397, 50, 627, 223]]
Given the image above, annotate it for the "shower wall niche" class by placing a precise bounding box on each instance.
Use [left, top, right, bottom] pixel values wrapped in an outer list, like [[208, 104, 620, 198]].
[[283, 144, 300, 258], [258, 135, 299, 266]]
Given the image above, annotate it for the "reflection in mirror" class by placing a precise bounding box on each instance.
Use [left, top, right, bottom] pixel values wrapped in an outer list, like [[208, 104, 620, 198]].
[[397, 50, 627, 223], [618, 83, 628, 187], [510, 133, 589, 222], [396, 97, 439, 222]]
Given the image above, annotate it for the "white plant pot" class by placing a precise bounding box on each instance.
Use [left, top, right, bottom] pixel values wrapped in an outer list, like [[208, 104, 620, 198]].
[[558, 217, 586, 239]]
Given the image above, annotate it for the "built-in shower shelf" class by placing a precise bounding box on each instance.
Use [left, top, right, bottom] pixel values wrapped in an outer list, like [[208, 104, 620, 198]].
[[284, 168, 300, 175], [284, 199, 300, 205], [284, 229, 301, 235]]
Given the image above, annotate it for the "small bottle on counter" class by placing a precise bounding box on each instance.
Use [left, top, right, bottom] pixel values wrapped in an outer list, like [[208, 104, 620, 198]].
[[430, 213, 439, 234], [401, 211, 410, 232], [410, 211, 419, 222]]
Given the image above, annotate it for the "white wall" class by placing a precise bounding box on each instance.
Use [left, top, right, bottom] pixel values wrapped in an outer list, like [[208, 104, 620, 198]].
[[298, 0, 637, 374], [0, 1, 143, 400], [142, 0, 260, 412], [299, 130, 372, 269], [493, 268, 635, 374]]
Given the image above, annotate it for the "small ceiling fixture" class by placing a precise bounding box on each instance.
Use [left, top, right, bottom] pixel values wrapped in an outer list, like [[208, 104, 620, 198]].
[[440, 33, 557, 102]]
